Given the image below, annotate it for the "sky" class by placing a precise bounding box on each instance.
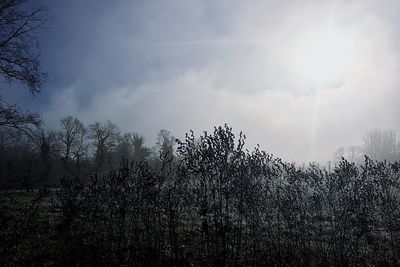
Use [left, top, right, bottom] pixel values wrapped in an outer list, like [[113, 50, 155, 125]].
[[4, 0, 400, 163]]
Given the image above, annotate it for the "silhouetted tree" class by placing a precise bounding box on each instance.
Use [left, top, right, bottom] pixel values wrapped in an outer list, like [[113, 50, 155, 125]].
[[56, 116, 88, 177], [0, 0, 47, 133], [0, 0, 47, 92], [89, 120, 120, 169], [57, 116, 86, 162], [0, 100, 41, 134]]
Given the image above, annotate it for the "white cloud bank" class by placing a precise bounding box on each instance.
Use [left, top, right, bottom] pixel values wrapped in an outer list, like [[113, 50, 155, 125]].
[[43, 0, 400, 163]]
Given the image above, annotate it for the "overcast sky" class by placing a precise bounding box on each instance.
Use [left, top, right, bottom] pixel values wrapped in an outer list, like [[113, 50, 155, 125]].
[[4, 0, 400, 163]]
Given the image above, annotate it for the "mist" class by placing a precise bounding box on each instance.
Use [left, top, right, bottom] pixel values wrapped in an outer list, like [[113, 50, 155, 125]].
[[2, 0, 398, 163], [2, 1, 400, 265]]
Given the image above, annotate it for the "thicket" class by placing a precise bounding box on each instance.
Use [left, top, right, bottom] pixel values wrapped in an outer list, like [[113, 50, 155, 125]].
[[1, 125, 400, 266], [0, 117, 170, 190]]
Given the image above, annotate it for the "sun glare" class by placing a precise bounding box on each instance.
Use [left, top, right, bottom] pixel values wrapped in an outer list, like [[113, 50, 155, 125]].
[[289, 28, 355, 87]]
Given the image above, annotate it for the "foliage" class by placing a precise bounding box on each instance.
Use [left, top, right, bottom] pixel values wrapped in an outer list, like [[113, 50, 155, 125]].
[[1, 125, 400, 266]]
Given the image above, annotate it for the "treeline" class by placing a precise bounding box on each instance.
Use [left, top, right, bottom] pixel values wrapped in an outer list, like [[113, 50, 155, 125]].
[[1, 125, 400, 266], [0, 116, 175, 190], [334, 129, 400, 164], [2, 115, 399, 192]]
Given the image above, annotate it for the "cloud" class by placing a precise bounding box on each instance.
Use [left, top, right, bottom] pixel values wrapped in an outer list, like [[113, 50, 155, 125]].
[[40, 0, 400, 163]]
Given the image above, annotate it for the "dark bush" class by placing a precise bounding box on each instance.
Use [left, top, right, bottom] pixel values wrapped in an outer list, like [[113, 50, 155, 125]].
[[1, 125, 400, 266]]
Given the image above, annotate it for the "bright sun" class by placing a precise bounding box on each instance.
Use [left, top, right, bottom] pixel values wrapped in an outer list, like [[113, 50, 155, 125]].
[[289, 28, 355, 87]]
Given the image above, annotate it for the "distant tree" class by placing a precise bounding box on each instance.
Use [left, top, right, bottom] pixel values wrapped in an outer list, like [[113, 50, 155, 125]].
[[32, 128, 56, 183], [131, 132, 151, 161], [89, 121, 120, 168], [116, 133, 134, 161], [56, 116, 88, 176], [155, 129, 175, 161], [57, 116, 86, 162], [347, 145, 362, 163], [33, 129, 55, 163], [398, 142, 400, 160], [363, 129, 397, 162], [117, 132, 151, 162]]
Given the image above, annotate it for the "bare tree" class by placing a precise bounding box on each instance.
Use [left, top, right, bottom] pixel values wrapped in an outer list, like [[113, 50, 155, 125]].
[[0, 0, 47, 133], [57, 116, 86, 162], [57, 116, 88, 176], [89, 121, 120, 168], [0, 100, 40, 134], [0, 0, 47, 92], [363, 129, 397, 162]]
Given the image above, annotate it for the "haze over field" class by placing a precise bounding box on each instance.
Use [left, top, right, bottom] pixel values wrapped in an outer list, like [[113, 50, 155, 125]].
[[2, 1, 400, 265], [4, 0, 400, 163]]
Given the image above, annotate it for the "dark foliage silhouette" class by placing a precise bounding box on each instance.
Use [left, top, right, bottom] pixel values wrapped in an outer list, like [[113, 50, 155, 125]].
[[1, 124, 400, 266], [0, 0, 47, 137]]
